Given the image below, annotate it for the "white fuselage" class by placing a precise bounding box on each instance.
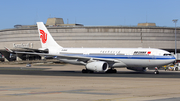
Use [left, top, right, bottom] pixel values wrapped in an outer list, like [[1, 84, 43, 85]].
[[53, 47, 175, 69]]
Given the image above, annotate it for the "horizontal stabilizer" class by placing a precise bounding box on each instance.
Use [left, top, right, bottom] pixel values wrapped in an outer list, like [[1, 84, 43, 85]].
[[4, 47, 14, 53]]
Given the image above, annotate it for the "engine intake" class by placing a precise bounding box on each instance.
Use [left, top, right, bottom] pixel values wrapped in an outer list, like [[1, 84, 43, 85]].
[[86, 61, 109, 72]]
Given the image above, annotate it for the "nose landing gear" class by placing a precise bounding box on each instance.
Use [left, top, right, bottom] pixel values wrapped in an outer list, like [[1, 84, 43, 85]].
[[154, 67, 159, 74]]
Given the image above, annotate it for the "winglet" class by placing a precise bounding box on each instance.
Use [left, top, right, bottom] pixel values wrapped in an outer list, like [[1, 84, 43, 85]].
[[4, 47, 14, 53]]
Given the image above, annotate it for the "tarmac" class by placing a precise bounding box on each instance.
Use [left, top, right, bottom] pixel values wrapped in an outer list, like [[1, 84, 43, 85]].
[[0, 63, 180, 101]]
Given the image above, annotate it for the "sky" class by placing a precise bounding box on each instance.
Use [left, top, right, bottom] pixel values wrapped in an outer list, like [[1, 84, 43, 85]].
[[0, 0, 179, 30]]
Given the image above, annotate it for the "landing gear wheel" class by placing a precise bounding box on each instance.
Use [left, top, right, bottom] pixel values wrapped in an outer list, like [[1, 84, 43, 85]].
[[106, 69, 117, 73], [82, 69, 87, 73], [175, 67, 178, 71], [82, 69, 94, 73], [154, 71, 159, 74], [154, 67, 159, 74], [112, 69, 117, 73], [89, 71, 94, 73]]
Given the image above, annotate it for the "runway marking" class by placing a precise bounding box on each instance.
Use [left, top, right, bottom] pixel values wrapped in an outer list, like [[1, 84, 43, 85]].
[[0, 87, 40, 91], [0, 86, 7, 88], [7, 89, 117, 96], [94, 92, 180, 101]]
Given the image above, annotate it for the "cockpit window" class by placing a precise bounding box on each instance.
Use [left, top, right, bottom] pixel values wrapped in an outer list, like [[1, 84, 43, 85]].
[[163, 54, 172, 56]]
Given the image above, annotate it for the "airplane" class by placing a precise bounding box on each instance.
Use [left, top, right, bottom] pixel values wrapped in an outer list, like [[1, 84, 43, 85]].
[[5, 22, 176, 74]]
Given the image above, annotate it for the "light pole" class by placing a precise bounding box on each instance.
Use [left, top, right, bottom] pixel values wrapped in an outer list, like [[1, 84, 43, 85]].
[[172, 19, 178, 56]]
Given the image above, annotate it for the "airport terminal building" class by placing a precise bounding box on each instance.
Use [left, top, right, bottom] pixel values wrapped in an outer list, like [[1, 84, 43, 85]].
[[0, 18, 180, 62]]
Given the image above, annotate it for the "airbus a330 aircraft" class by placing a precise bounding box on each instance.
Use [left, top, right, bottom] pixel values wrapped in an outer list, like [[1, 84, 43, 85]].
[[5, 22, 176, 74]]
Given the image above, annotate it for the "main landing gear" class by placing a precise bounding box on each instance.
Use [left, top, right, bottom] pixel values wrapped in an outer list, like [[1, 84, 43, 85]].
[[154, 67, 159, 74], [82, 69, 94, 73], [105, 68, 117, 73], [81, 68, 117, 73]]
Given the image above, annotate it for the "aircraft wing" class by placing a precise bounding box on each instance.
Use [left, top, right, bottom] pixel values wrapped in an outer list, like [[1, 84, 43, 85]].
[[17, 51, 120, 63], [4, 47, 121, 64], [4, 47, 48, 53]]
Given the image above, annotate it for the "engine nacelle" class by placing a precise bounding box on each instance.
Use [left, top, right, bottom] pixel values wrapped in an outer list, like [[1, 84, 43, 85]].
[[48, 48, 59, 54], [127, 67, 147, 72], [86, 61, 109, 72]]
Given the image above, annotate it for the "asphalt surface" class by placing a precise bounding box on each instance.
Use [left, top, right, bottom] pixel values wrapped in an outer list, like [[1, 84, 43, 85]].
[[0, 66, 180, 78], [0, 64, 180, 101]]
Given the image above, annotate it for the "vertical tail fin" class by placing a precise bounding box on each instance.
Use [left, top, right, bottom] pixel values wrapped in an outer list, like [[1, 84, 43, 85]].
[[37, 22, 63, 49]]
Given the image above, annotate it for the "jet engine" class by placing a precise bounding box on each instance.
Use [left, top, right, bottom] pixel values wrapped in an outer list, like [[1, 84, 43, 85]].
[[48, 48, 59, 54], [86, 61, 109, 72]]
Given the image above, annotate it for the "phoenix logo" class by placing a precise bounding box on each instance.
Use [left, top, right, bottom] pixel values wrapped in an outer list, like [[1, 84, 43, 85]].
[[39, 29, 47, 44], [147, 51, 151, 54]]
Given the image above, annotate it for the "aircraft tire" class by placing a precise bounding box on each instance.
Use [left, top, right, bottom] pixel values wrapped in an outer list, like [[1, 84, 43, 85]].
[[106, 69, 117, 73], [113, 69, 117, 73], [88, 70, 94, 73], [82, 69, 94, 73], [154, 71, 159, 74], [82, 69, 88, 73], [175, 67, 178, 71]]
